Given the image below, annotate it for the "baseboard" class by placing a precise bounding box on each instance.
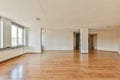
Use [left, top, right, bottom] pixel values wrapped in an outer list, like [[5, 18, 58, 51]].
[[25, 52, 41, 54], [0, 54, 24, 63], [43, 50, 73, 52], [97, 50, 118, 53], [116, 52, 120, 56], [97, 50, 120, 56]]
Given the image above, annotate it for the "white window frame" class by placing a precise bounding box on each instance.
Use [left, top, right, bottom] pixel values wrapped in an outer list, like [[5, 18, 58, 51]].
[[11, 23, 24, 47], [18, 27, 24, 45], [0, 19, 3, 48]]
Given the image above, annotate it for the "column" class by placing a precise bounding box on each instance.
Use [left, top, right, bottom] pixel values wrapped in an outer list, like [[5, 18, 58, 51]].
[[80, 28, 88, 53]]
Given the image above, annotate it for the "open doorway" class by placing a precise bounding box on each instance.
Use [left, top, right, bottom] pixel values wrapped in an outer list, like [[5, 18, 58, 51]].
[[76, 33, 80, 50], [73, 32, 80, 51], [89, 34, 97, 50]]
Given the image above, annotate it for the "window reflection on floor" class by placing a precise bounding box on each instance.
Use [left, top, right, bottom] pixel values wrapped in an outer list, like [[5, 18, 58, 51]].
[[80, 53, 89, 64], [10, 64, 24, 80]]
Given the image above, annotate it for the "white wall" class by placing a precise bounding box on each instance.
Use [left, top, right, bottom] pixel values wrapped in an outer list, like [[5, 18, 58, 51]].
[[97, 30, 118, 52], [0, 47, 25, 62], [42, 30, 73, 50], [117, 28, 120, 54], [28, 27, 41, 52]]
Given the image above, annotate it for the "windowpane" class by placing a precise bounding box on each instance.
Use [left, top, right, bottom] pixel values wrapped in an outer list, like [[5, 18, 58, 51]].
[[11, 25, 17, 47], [0, 21, 2, 48], [18, 28, 23, 45], [0, 20, 3, 48]]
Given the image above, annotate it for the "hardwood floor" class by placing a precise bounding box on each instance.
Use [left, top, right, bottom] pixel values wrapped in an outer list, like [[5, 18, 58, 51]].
[[0, 50, 120, 80]]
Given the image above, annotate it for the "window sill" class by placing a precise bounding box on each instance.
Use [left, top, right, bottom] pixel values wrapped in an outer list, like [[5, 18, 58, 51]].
[[0, 45, 25, 51]]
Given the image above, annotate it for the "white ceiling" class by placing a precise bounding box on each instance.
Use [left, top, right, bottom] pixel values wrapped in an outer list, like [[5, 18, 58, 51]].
[[0, 0, 120, 31]]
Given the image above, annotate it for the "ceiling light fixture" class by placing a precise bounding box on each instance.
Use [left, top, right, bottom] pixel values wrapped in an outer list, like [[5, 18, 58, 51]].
[[36, 18, 40, 21]]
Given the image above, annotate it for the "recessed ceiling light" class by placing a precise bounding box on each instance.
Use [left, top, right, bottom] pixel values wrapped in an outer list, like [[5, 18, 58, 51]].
[[36, 18, 40, 21]]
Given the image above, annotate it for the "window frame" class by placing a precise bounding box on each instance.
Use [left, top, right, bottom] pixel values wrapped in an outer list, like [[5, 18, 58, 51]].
[[11, 22, 25, 47], [18, 27, 24, 45], [0, 18, 3, 48]]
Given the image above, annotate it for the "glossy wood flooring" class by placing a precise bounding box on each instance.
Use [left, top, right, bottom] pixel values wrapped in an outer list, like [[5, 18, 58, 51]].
[[0, 50, 120, 80]]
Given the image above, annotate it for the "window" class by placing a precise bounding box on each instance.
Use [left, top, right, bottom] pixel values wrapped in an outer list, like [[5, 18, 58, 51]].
[[0, 19, 1, 48], [18, 28, 23, 45], [0, 18, 3, 48], [11, 23, 24, 47], [11, 25, 17, 46], [0, 17, 27, 50]]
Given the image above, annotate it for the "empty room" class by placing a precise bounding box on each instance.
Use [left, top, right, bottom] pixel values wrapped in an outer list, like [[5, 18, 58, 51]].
[[0, 0, 120, 80]]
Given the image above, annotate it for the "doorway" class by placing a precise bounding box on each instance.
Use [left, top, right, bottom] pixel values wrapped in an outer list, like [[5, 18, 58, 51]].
[[89, 34, 97, 50], [73, 32, 80, 51]]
